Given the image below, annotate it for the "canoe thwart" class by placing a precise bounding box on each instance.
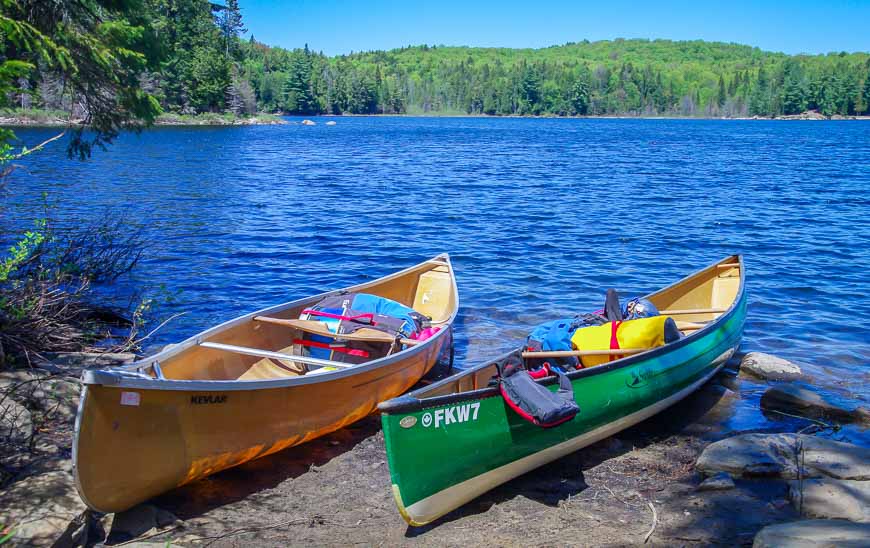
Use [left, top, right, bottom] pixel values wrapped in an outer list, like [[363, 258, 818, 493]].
[[660, 307, 727, 315], [675, 320, 706, 330], [199, 341, 355, 369]]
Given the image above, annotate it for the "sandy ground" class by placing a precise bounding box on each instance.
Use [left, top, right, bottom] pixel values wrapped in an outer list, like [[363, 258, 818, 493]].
[[111, 370, 800, 547]]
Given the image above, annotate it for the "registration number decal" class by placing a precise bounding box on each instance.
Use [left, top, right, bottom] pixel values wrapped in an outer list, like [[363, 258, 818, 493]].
[[421, 402, 480, 428], [120, 391, 140, 406]]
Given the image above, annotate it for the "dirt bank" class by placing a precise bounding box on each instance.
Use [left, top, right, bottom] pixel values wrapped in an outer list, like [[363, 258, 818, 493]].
[[5, 357, 865, 546], [118, 372, 802, 546]]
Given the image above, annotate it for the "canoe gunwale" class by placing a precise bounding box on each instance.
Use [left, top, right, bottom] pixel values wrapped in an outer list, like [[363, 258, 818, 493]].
[[378, 254, 744, 415], [81, 253, 459, 391], [81, 326, 453, 391]]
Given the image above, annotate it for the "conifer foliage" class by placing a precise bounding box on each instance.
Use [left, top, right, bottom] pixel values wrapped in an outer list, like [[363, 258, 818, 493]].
[[5, 1, 870, 119]]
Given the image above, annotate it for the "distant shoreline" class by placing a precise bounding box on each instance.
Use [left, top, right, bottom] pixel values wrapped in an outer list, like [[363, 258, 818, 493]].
[[2, 110, 867, 127], [316, 112, 870, 121], [0, 111, 288, 128]]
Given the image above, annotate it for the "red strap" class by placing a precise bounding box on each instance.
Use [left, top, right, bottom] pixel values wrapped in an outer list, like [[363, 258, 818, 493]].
[[528, 364, 550, 380], [610, 321, 623, 361], [293, 338, 370, 358], [500, 383, 575, 428], [302, 309, 376, 325]]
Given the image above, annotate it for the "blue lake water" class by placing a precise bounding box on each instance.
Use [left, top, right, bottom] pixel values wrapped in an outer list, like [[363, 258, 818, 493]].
[[3, 117, 869, 430]]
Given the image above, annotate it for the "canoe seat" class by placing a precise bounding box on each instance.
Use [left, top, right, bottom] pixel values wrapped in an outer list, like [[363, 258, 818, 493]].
[[237, 359, 303, 380], [236, 345, 304, 380]]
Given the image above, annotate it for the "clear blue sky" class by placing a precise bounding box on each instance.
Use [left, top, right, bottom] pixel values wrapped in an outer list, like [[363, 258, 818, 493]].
[[238, 0, 870, 56]]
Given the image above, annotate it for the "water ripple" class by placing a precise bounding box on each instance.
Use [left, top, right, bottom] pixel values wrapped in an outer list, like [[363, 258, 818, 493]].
[[3, 117, 869, 400]]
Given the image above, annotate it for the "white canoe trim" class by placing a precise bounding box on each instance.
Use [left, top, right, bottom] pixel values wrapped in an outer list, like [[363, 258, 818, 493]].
[[81, 325, 453, 391], [394, 348, 735, 526]]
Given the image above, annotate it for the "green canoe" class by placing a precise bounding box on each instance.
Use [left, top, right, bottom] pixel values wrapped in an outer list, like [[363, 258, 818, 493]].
[[379, 255, 746, 526]]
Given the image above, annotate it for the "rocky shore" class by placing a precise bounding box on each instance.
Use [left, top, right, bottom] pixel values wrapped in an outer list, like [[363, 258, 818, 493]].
[[0, 112, 287, 127], [4, 110, 868, 128], [1, 351, 868, 546]]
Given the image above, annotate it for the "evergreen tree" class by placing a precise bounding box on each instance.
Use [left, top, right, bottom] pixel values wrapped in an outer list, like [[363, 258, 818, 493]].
[[217, 0, 246, 58], [749, 65, 771, 116], [519, 64, 541, 114], [189, 44, 231, 111], [862, 66, 870, 114], [717, 75, 726, 107], [148, 0, 233, 114], [1, 0, 165, 156], [570, 68, 590, 114], [780, 59, 806, 115], [728, 72, 738, 96], [283, 46, 317, 113], [818, 74, 841, 116]]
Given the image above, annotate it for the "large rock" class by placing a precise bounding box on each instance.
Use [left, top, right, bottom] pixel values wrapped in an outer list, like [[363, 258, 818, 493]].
[[0, 397, 33, 445], [789, 478, 870, 522], [43, 352, 136, 369], [697, 433, 801, 478], [0, 370, 82, 423], [0, 470, 87, 545], [762, 382, 870, 425], [696, 433, 870, 480], [697, 471, 735, 491], [740, 352, 802, 381], [26, 377, 82, 421], [109, 504, 180, 542], [753, 520, 870, 548]]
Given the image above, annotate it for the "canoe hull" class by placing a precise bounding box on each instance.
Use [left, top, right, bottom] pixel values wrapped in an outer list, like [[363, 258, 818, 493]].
[[382, 289, 746, 526], [74, 254, 458, 513], [74, 331, 448, 513]]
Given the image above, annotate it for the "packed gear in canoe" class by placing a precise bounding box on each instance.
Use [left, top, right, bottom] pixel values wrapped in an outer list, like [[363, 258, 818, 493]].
[[525, 289, 682, 371], [296, 292, 431, 367], [378, 255, 744, 526], [571, 315, 682, 367]]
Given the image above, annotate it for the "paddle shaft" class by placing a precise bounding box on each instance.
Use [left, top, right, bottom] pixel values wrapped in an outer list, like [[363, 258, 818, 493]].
[[253, 316, 422, 346], [522, 348, 649, 359]]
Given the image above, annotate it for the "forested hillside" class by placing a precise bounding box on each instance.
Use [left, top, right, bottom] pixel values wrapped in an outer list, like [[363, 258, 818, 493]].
[[10, 0, 870, 118]]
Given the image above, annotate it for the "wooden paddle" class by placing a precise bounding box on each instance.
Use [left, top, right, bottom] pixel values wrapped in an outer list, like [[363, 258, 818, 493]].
[[521, 348, 649, 359], [253, 316, 422, 346]]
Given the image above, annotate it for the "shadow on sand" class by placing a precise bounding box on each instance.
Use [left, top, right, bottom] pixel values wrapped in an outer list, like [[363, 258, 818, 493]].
[[404, 369, 742, 537], [148, 339, 456, 522], [151, 415, 383, 520]]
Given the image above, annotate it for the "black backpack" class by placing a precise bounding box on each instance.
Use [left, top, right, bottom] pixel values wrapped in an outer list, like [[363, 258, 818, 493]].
[[496, 352, 580, 428]]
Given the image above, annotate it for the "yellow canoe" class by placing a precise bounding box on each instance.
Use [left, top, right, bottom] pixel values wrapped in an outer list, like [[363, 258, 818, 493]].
[[73, 254, 458, 513]]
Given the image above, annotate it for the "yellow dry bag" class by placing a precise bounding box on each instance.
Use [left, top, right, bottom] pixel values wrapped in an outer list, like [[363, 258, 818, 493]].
[[570, 316, 671, 368]]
